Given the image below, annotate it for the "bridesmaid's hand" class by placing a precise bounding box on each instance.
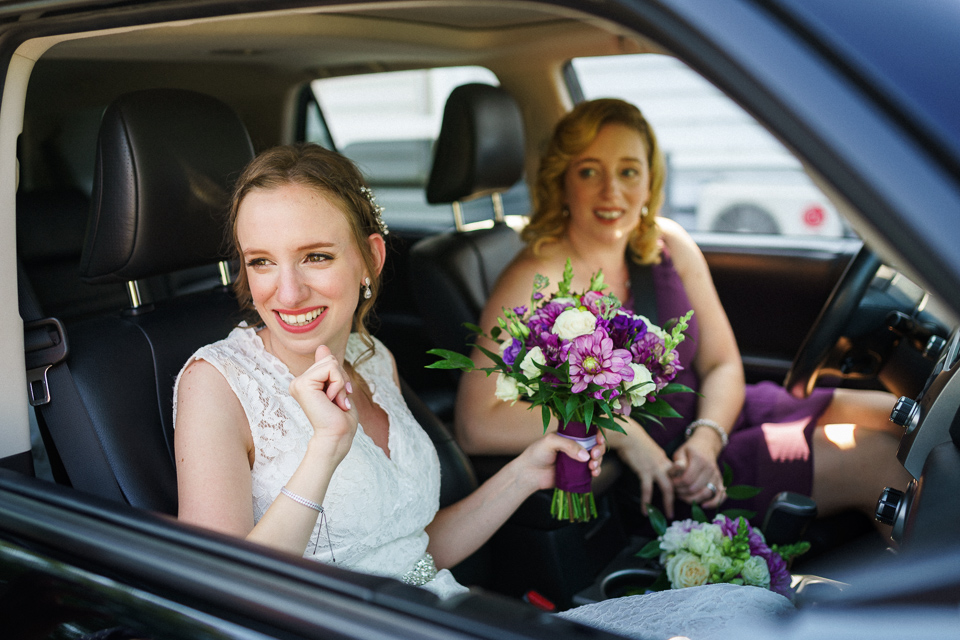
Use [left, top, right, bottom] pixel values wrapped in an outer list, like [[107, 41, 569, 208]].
[[671, 431, 726, 509], [288, 345, 358, 466], [607, 419, 677, 519]]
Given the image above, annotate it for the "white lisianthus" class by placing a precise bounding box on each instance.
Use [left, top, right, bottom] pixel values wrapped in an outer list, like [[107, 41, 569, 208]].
[[520, 347, 545, 379], [552, 308, 597, 340], [741, 556, 771, 589], [626, 363, 656, 406], [494, 374, 520, 404], [684, 524, 722, 556], [666, 551, 710, 589], [659, 521, 697, 554]]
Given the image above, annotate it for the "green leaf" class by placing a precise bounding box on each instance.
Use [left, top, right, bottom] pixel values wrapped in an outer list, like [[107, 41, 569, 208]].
[[474, 343, 506, 368], [642, 397, 682, 418], [462, 322, 483, 334], [425, 349, 476, 371], [692, 503, 707, 523], [490, 326, 502, 340], [584, 401, 595, 430], [564, 395, 578, 423], [647, 504, 667, 536], [541, 404, 551, 433], [721, 462, 734, 488], [659, 382, 698, 396], [636, 539, 662, 559], [649, 571, 672, 592], [719, 508, 757, 521], [726, 484, 763, 500]]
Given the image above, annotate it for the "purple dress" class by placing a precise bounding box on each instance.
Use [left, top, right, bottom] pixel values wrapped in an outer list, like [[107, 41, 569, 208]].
[[629, 250, 833, 522]]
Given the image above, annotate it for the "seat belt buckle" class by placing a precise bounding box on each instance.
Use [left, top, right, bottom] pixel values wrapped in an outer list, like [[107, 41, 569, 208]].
[[24, 317, 69, 407]]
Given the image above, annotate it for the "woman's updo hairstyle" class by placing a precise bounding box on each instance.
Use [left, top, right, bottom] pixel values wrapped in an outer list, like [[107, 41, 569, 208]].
[[523, 98, 666, 264], [228, 143, 386, 356]]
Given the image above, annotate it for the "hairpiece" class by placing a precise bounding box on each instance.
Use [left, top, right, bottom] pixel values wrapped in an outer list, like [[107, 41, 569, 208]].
[[359, 185, 389, 236]]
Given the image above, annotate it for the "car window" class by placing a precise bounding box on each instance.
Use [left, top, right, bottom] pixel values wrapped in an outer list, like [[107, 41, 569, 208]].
[[570, 54, 854, 238], [307, 67, 530, 232]]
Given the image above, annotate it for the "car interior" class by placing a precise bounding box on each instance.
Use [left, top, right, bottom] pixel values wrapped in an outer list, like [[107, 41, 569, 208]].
[[4, 1, 960, 636]]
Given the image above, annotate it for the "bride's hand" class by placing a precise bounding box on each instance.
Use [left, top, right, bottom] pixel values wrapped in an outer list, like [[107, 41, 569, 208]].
[[516, 430, 606, 493], [671, 431, 726, 509], [288, 345, 358, 465], [606, 419, 677, 518]]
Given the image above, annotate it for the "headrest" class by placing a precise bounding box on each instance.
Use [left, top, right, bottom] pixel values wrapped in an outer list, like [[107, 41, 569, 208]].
[[81, 89, 254, 284], [426, 83, 525, 205]]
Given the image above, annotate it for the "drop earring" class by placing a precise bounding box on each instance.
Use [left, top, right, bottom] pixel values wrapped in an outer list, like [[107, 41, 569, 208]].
[[362, 277, 372, 300], [641, 205, 649, 217]]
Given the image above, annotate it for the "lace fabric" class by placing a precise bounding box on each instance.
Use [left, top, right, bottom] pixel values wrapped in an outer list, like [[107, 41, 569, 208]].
[[174, 326, 467, 597], [558, 583, 794, 640]]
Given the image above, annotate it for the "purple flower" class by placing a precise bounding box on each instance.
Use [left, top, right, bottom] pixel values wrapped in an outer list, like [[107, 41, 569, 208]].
[[715, 515, 793, 598], [610, 313, 648, 348], [568, 329, 634, 393], [527, 300, 572, 336], [580, 291, 606, 315], [501, 338, 521, 367]]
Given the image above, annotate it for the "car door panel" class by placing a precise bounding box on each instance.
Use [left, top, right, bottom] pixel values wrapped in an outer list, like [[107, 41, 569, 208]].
[[697, 236, 860, 382]]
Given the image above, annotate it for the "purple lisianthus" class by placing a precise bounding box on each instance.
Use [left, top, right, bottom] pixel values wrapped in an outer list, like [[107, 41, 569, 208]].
[[609, 312, 648, 348], [501, 338, 521, 367], [568, 329, 634, 393]]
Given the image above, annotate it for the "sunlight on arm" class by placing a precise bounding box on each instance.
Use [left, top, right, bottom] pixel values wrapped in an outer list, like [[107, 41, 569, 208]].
[[824, 423, 857, 450]]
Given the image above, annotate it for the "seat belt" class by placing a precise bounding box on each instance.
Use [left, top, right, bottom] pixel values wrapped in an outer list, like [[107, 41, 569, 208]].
[[627, 253, 658, 325], [19, 263, 126, 501]]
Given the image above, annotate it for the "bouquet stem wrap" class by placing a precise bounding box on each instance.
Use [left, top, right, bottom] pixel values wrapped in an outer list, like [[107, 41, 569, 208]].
[[552, 421, 598, 522]]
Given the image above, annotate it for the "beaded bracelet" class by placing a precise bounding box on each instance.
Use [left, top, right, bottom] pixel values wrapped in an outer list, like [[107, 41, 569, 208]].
[[280, 486, 336, 561], [280, 486, 324, 512], [684, 418, 729, 449]]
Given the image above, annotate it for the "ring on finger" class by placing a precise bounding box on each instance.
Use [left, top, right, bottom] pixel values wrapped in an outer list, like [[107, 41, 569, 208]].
[[706, 482, 718, 499]]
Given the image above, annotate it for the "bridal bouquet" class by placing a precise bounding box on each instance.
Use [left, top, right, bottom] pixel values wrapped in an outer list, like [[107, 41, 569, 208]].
[[638, 510, 808, 598], [428, 260, 693, 522]]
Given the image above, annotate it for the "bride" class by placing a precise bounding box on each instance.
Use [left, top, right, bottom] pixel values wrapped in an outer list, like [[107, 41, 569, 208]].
[[173, 143, 792, 638]]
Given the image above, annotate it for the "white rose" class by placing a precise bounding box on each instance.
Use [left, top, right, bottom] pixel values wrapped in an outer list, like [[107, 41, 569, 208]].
[[659, 520, 697, 555], [741, 556, 771, 589], [552, 308, 597, 341], [520, 347, 545, 379], [666, 551, 710, 589], [626, 363, 656, 406], [494, 374, 520, 404]]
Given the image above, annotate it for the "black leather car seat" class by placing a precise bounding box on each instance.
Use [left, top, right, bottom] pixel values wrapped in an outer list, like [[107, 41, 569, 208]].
[[27, 89, 481, 532], [409, 83, 526, 356], [26, 89, 254, 514]]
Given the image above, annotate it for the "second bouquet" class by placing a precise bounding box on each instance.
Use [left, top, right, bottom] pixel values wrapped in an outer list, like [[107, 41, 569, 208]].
[[429, 260, 693, 522]]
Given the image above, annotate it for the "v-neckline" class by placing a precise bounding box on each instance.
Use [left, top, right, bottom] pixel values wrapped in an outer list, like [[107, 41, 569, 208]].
[[248, 326, 395, 462]]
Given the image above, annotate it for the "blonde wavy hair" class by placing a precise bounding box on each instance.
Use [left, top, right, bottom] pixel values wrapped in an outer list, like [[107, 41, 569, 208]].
[[523, 98, 666, 264], [228, 143, 384, 360]]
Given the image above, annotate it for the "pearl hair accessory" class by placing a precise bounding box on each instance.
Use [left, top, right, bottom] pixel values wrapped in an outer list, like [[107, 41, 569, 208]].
[[359, 185, 389, 236]]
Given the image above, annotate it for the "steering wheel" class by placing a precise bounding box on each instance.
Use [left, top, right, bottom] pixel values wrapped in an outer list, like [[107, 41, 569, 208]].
[[784, 244, 883, 398]]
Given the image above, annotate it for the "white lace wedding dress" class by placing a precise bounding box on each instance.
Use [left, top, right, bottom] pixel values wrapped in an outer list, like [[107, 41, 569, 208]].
[[174, 325, 467, 599], [175, 325, 794, 637]]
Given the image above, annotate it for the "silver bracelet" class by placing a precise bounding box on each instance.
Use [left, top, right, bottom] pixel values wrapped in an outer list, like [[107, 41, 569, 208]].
[[684, 418, 729, 449], [280, 486, 324, 513]]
